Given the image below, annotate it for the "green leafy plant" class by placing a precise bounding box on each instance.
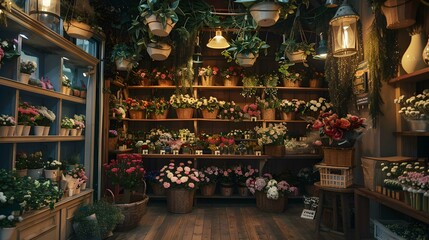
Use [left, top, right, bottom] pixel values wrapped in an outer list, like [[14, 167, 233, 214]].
[[221, 32, 270, 63], [110, 43, 134, 63], [137, 0, 180, 29], [90, 201, 124, 238], [241, 75, 260, 98], [72, 205, 101, 240]]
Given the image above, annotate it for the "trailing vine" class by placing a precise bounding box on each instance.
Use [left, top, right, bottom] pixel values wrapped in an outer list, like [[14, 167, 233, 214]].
[[325, 23, 364, 118], [365, 5, 399, 128]]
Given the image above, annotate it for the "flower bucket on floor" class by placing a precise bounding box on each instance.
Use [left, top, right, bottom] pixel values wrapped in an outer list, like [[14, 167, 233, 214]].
[[200, 183, 216, 196], [166, 188, 195, 214]]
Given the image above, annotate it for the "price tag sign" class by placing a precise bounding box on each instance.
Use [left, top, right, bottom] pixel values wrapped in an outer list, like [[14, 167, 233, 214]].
[[160, 150, 166, 155], [300, 209, 316, 220], [195, 150, 203, 155], [214, 150, 221, 155], [255, 151, 262, 156], [173, 150, 179, 155], [142, 150, 148, 155], [251, 117, 257, 122], [244, 134, 250, 140]]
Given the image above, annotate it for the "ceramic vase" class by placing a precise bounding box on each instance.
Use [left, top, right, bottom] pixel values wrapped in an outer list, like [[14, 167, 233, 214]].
[[401, 33, 427, 74], [423, 38, 429, 65]]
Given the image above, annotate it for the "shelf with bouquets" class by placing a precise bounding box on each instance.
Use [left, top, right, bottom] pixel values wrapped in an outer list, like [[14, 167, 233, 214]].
[[126, 84, 329, 92]]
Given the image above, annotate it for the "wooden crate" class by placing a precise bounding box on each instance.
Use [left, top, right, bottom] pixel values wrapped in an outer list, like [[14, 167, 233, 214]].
[[322, 147, 354, 167]]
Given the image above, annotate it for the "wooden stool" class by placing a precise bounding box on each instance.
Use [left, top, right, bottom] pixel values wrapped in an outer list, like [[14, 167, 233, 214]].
[[314, 182, 355, 239]]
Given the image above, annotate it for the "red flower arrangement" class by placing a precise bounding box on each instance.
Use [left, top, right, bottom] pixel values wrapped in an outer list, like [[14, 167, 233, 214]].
[[312, 111, 366, 147], [123, 98, 149, 111], [18, 102, 39, 126], [221, 65, 245, 79], [103, 154, 145, 191]]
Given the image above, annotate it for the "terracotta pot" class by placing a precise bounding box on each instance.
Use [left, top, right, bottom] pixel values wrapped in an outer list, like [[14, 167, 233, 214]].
[[201, 109, 219, 119], [250, 1, 281, 27], [151, 110, 169, 119], [283, 78, 301, 87], [147, 43, 172, 61], [381, 0, 418, 29], [237, 53, 258, 67], [224, 76, 239, 86], [64, 20, 93, 39], [176, 108, 194, 119], [145, 15, 176, 37], [140, 78, 151, 86], [80, 90, 87, 98], [129, 110, 145, 119], [73, 89, 80, 97], [309, 79, 321, 88]]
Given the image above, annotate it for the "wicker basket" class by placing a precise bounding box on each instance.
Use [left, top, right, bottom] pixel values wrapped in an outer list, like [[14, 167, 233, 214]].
[[105, 182, 149, 231], [166, 188, 195, 214], [200, 183, 216, 196], [255, 191, 287, 212], [322, 147, 354, 167], [316, 164, 353, 188]]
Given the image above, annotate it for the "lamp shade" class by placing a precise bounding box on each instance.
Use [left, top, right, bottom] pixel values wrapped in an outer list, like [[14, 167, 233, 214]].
[[207, 30, 230, 49], [329, 0, 359, 57], [325, 0, 339, 8], [29, 0, 61, 33], [314, 33, 328, 60]]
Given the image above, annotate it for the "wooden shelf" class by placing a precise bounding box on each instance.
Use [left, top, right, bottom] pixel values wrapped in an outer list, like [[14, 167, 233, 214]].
[[394, 131, 429, 137], [0, 78, 86, 104], [141, 154, 270, 160], [270, 154, 323, 160], [388, 67, 429, 85], [148, 193, 304, 200], [126, 85, 329, 92], [0, 136, 85, 143], [123, 118, 306, 123]]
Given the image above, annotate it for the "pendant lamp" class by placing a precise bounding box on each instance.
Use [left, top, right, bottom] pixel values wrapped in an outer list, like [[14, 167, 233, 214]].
[[207, 30, 230, 49], [29, 0, 61, 33], [314, 32, 328, 60], [329, 0, 359, 57], [325, 0, 339, 8], [193, 35, 203, 67]]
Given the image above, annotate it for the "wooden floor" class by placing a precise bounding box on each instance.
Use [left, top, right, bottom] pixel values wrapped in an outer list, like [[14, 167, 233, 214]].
[[110, 199, 345, 240]]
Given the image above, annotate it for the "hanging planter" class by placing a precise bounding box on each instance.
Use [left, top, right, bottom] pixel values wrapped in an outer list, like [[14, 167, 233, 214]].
[[145, 15, 176, 37], [286, 50, 307, 63], [250, 1, 281, 27], [147, 42, 172, 61], [237, 53, 258, 67], [64, 20, 93, 39], [381, 0, 419, 29], [115, 58, 133, 71]]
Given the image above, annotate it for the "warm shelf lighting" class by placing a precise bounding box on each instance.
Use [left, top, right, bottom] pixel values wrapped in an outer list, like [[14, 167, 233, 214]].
[[314, 32, 328, 60], [329, 0, 359, 58], [206, 30, 230, 49]]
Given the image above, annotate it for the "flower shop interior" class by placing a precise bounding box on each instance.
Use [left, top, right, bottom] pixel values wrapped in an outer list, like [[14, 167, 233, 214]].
[[1, 0, 429, 239]]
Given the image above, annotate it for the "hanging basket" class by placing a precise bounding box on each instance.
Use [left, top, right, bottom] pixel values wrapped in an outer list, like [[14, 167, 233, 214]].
[[381, 0, 419, 29], [237, 53, 258, 67], [249, 1, 281, 27], [64, 20, 93, 39], [145, 15, 176, 37], [166, 188, 195, 214], [147, 43, 172, 61], [115, 58, 133, 71], [286, 50, 307, 63]]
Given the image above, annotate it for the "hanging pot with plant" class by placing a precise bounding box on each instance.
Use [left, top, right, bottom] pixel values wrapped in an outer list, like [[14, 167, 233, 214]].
[[146, 42, 172, 61], [249, 1, 281, 27], [110, 43, 134, 71], [138, 0, 180, 37], [63, 0, 96, 39]]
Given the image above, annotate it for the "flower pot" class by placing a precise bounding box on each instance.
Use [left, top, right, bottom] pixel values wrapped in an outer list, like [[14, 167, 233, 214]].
[[0, 227, 16, 240], [151, 110, 169, 119], [407, 119, 428, 132], [115, 58, 133, 71], [129, 110, 145, 119], [80, 90, 86, 98], [150, 182, 166, 195], [166, 188, 195, 214], [286, 50, 307, 63], [44, 169, 58, 181], [145, 15, 176, 37], [61, 86, 69, 94], [264, 145, 285, 157], [237, 185, 249, 197], [147, 43, 172, 61], [224, 76, 239, 86], [15, 169, 27, 177], [381, 0, 418, 29], [255, 190, 287, 213], [282, 112, 296, 121], [140, 78, 151, 86], [81, 182, 87, 190], [283, 78, 301, 87], [33, 125, 44, 136], [108, 137, 118, 151], [220, 184, 234, 196], [70, 129, 78, 136], [262, 108, 276, 120], [43, 126, 50, 136], [15, 125, 24, 136], [309, 79, 322, 88], [73, 89, 81, 97], [201, 75, 215, 86], [22, 125, 31, 136], [201, 109, 219, 119], [236, 53, 258, 67], [60, 128, 67, 136], [6, 126, 14, 136], [77, 129, 83, 136], [64, 20, 93, 39], [28, 168, 44, 179], [20, 73, 30, 84], [200, 183, 217, 196], [401, 32, 427, 74], [0, 126, 8, 137], [176, 108, 194, 119], [157, 79, 174, 86], [249, 2, 281, 27]]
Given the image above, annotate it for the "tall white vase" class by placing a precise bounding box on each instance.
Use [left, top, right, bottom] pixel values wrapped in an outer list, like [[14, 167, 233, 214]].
[[401, 33, 427, 74]]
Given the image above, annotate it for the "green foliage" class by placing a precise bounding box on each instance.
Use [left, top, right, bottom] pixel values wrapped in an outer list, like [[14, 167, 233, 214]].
[[221, 32, 270, 63], [90, 201, 124, 238], [110, 43, 134, 62], [73, 206, 101, 240], [138, 0, 180, 28]]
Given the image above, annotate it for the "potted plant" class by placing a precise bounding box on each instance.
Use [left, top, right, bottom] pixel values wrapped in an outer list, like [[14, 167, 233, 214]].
[[72, 205, 101, 240], [110, 43, 134, 71], [303, 97, 333, 118], [62, 0, 96, 39], [0, 114, 15, 137], [279, 38, 315, 63], [394, 89, 429, 131], [198, 166, 219, 196], [218, 101, 244, 122], [35, 106, 56, 136], [26, 151, 44, 179], [198, 66, 219, 86], [19, 60, 37, 84], [241, 75, 260, 98], [234, 165, 259, 197], [249, 1, 281, 27], [136, 0, 180, 37], [221, 65, 245, 86], [218, 168, 235, 196], [60, 117, 74, 136], [43, 158, 62, 181], [279, 98, 306, 120], [157, 161, 200, 213], [278, 63, 302, 87], [15, 152, 28, 177], [146, 39, 173, 61], [197, 96, 224, 119], [254, 123, 288, 157], [256, 96, 280, 120], [366, 0, 419, 29], [61, 74, 72, 95], [221, 32, 270, 67], [169, 94, 197, 119], [147, 97, 170, 119]]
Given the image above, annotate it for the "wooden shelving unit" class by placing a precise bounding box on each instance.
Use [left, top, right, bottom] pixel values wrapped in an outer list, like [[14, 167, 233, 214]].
[[388, 67, 429, 85]]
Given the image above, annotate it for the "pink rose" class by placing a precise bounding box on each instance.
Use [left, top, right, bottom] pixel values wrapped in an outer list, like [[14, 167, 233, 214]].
[[163, 182, 170, 188], [188, 183, 195, 188]]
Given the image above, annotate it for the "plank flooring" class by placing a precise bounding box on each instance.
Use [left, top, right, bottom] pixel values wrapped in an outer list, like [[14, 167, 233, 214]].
[[110, 199, 345, 240]]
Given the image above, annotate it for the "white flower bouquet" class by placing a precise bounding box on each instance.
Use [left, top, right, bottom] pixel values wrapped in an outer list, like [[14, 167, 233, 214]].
[[254, 123, 288, 146], [169, 94, 198, 109], [394, 89, 429, 120]]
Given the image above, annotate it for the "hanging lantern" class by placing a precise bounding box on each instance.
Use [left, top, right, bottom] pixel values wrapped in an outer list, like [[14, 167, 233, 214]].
[[329, 0, 359, 58], [207, 30, 230, 49], [29, 0, 61, 33]]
